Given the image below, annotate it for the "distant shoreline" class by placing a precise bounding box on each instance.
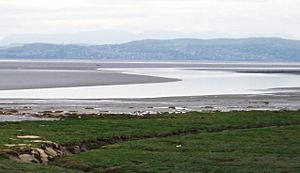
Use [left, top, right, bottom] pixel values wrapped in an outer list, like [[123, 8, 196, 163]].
[[1, 59, 300, 64]]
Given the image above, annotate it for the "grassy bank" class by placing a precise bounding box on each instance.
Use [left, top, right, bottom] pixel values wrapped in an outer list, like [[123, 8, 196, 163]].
[[0, 111, 299, 172], [54, 125, 300, 173]]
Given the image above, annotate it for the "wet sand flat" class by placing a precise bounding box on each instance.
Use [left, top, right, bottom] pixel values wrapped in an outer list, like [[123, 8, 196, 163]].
[[1, 60, 300, 70], [0, 69, 179, 90]]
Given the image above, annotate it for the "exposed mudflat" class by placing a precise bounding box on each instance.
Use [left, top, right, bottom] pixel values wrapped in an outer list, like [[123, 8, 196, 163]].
[[0, 69, 179, 90], [1, 60, 300, 69]]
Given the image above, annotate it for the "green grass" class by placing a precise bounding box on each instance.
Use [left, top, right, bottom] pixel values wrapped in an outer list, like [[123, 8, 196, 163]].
[[0, 156, 81, 173], [0, 111, 299, 172], [53, 125, 300, 173], [1, 111, 299, 147]]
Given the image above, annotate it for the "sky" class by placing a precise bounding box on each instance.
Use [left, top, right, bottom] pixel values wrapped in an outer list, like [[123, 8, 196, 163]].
[[0, 0, 300, 42]]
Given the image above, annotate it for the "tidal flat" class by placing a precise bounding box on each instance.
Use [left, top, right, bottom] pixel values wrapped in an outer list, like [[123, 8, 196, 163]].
[[0, 61, 300, 172], [1, 61, 300, 99], [1, 60, 300, 119]]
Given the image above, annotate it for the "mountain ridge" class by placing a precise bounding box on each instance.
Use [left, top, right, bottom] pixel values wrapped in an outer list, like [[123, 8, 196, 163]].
[[0, 37, 300, 62]]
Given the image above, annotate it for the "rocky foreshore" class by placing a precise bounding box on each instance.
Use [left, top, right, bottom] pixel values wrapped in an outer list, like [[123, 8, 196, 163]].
[[1, 91, 300, 121]]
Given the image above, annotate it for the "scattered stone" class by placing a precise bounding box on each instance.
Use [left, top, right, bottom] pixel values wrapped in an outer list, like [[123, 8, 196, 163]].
[[0, 109, 18, 115], [38, 111, 53, 114], [132, 111, 158, 116], [175, 107, 189, 111], [3, 151, 19, 161], [71, 146, 81, 154], [4, 144, 29, 147], [31, 140, 53, 143], [19, 154, 39, 163], [176, 145, 182, 148], [45, 147, 58, 157], [17, 135, 41, 139], [36, 148, 49, 163]]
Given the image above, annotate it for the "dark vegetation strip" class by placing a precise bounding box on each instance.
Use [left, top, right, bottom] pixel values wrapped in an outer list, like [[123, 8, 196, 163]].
[[68, 120, 300, 153]]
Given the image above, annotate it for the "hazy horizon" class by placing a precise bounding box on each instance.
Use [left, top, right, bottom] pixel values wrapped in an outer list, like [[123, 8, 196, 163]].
[[1, 0, 300, 45]]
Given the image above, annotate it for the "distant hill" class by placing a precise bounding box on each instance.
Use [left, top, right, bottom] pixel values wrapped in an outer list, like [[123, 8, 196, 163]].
[[0, 37, 300, 61], [0, 30, 228, 46]]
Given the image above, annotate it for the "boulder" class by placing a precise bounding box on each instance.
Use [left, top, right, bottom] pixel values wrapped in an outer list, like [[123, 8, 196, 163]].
[[45, 147, 58, 157], [19, 154, 39, 163], [36, 148, 49, 163]]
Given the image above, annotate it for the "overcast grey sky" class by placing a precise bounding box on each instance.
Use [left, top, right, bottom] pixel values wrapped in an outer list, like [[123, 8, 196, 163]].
[[0, 0, 299, 40]]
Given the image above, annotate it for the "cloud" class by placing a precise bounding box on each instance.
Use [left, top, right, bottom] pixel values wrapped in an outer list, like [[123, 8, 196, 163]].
[[0, 0, 299, 40]]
